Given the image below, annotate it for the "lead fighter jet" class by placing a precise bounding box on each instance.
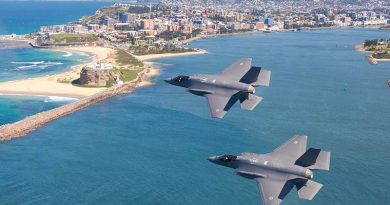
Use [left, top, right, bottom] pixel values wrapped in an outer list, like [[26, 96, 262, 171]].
[[164, 58, 271, 118], [208, 135, 330, 205]]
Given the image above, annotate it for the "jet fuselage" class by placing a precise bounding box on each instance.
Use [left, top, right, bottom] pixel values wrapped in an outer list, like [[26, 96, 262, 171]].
[[165, 74, 255, 96], [209, 153, 313, 180]]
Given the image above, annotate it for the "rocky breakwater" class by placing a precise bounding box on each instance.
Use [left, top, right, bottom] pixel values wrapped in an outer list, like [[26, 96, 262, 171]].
[[0, 68, 151, 141]]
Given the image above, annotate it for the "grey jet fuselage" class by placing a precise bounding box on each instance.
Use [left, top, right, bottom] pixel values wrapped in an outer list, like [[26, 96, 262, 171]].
[[208, 135, 330, 205], [164, 58, 270, 118], [209, 153, 313, 181], [165, 74, 255, 96]]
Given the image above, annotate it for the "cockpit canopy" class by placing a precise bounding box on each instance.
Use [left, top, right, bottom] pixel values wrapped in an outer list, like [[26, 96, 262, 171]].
[[173, 75, 190, 83], [218, 155, 237, 162]]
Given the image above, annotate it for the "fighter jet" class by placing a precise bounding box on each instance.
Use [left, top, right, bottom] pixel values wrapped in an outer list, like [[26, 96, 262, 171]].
[[208, 135, 330, 205], [164, 58, 271, 118]]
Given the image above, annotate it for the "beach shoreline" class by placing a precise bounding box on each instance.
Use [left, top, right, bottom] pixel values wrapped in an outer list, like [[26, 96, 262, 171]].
[[0, 46, 111, 98], [0, 44, 205, 98], [0, 42, 207, 139], [0, 66, 158, 141]]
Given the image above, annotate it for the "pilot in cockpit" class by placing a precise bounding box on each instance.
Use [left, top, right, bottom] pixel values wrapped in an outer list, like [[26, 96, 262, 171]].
[[218, 155, 237, 162], [172, 75, 190, 83]]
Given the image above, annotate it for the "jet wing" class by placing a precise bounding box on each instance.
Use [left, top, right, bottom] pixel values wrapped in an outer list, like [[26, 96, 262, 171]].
[[205, 91, 239, 118], [270, 135, 308, 164], [220, 58, 252, 81], [255, 177, 294, 205]]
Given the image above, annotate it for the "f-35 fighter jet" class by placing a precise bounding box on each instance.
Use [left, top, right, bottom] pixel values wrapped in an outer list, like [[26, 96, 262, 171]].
[[164, 58, 271, 118], [208, 135, 330, 205]]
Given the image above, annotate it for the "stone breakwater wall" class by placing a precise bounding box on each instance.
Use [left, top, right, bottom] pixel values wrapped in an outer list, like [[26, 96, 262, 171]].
[[0, 69, 150, 141]]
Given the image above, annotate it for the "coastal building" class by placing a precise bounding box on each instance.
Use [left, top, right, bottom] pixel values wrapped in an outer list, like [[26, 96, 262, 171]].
[[64, 24, 85, 33], [102, 17, 117, 30], [119, 12, 130, 23], [141, 19, 155, 30], [182, 24, 193, 34], [87, 24, 100, 32], [255, 22, 265, 30], [264, 18, 273, 25], [119, 12, 138, 28], [40, 25, 65, 34], [114, 23, 131, 31]]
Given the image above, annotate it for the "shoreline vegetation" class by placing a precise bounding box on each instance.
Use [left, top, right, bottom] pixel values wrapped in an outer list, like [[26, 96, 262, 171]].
[[356, 39, 390, 64]]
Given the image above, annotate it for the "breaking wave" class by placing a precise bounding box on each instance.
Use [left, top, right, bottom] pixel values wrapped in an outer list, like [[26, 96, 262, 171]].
[[62, 51, 73, 57], [11, 61, 44, 65], [10, 61, 63, 71], [43, 96, 78, 102]]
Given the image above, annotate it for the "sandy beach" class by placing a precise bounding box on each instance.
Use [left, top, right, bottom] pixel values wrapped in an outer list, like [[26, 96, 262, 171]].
[[0, 45, 206, 98], [134, 49, 207, 61], [355, 43, 367, 52], [0, 46, 113, 98]]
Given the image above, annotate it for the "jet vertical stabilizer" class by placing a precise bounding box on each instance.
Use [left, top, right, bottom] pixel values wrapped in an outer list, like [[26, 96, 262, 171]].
[[296, 148, 331, 171]]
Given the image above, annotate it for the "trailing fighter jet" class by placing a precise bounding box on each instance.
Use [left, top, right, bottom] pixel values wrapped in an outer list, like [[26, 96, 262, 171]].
[[208, 135, 330, 205], [164, 58, 271, 118]]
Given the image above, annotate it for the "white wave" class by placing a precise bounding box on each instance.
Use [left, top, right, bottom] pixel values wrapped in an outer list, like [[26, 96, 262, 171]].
[[62, 51, 73, 57], [44, 96, 78, 102], [11, 61, 44, 65], [45, 62, 63, 65], [11, 61, 64, 71], [16, 65, 38, 70], [0, 93, 78, 101]]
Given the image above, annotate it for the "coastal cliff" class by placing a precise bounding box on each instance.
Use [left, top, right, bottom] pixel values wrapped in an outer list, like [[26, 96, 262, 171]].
[[0, 68, 153, 141]]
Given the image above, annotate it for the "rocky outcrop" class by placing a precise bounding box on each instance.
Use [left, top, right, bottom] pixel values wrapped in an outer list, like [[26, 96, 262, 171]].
[[78, 67, 113, 86]]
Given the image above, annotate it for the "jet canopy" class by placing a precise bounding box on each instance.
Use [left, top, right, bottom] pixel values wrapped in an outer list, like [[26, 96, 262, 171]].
[[173, 75, 190, 83], [217, 155, 237, 162]]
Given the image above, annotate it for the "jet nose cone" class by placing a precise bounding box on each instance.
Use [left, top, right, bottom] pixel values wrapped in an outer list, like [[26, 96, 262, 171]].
[[164, 78, 173, 84], [208, 156, 218, 163]]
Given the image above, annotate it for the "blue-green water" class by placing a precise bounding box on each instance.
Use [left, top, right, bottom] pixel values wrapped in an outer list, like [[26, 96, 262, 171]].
[[0, 1, 111, 35], [0, 1, 108, 124], [0, 45, 91, 125], [0, 46, 91, 82], [0, 28, 389, 204], [0, 95, 75, 125]]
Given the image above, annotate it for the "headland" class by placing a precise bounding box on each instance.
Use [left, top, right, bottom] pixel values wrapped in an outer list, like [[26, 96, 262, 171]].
[[0, 42, 206, 141], [356, 39, 390, 64]]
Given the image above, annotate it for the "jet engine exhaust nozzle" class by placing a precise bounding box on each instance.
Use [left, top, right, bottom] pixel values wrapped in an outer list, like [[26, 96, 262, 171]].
[[305, 169, 314, 179], [248, 86, 255, 94]]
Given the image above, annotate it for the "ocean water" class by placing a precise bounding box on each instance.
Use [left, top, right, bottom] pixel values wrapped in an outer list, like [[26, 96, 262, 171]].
[[0, 1, 108, 124], [0, 29, 390, 205], [0, 46, 91, 82], [0, 95, 74, 125], [0, 1, 111, 35], [0, 45, 91, 124]]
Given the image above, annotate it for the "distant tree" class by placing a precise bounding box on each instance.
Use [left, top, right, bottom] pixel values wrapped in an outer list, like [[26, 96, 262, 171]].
[[192, 28, 203, 36], [158, 31, 184, 41], [219, 27, 229, 34], [210, 15, 234, 22]]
